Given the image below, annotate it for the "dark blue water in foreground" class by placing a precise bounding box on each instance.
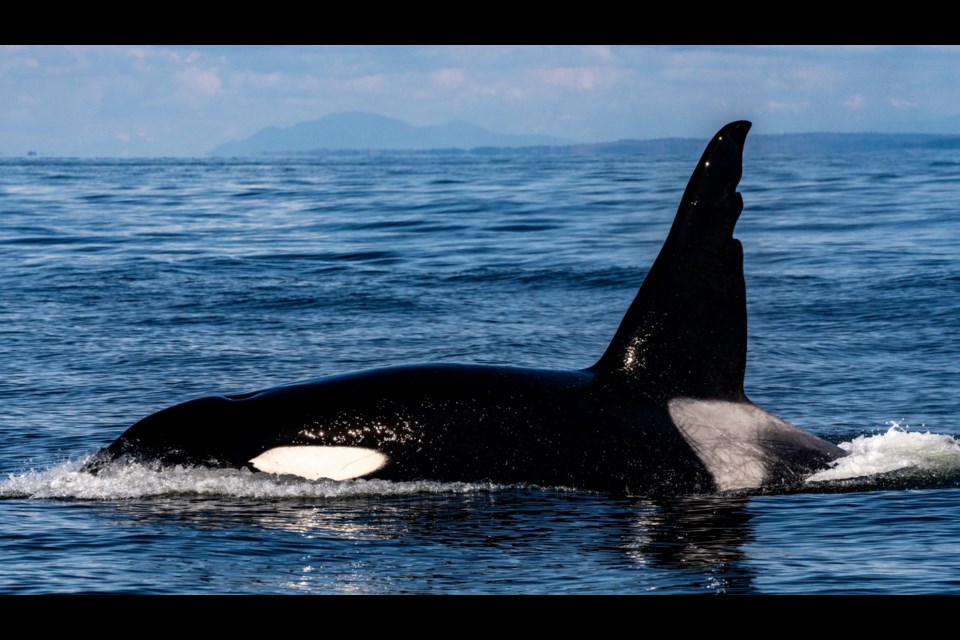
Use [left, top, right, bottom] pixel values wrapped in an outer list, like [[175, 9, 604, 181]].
[[0, 148, 957, 593]]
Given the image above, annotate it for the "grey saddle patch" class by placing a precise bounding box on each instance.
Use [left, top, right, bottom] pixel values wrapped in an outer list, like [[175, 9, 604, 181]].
[[669, 399, 814, 491]]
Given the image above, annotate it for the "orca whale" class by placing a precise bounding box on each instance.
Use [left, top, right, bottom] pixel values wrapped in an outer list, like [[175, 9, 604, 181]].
[[86, 120, 847, 495]]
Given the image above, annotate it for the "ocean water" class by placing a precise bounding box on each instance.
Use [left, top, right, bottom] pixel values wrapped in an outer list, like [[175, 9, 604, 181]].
[[0, 145, 957, 594]]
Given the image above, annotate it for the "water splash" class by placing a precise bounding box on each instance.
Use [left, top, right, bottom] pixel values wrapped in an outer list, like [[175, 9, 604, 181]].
[[806, 422, 960, 483], [0, 457, 505, 500]]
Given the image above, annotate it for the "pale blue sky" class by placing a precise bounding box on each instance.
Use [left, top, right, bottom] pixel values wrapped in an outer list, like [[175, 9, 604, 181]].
[[3, 45, 959, 157]]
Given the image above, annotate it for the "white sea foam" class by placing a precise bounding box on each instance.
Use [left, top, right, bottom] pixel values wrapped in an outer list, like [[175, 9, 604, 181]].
[[806, 422, 960, 483], [0, 456, 505, 500]]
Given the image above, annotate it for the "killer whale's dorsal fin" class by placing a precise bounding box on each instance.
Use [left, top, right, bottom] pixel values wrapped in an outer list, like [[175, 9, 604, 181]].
[[592, 121, 752, 402]]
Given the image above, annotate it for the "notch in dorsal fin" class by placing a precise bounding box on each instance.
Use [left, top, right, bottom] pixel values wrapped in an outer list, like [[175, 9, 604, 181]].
[[592, 121, 752, 402]]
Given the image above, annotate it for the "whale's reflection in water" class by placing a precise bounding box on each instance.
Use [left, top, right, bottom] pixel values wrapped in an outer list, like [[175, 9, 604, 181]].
[[624, 494, 756, 593], [98, 487, 758, 593]]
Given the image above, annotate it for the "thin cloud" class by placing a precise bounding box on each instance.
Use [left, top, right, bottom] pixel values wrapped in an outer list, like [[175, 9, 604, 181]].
[[536, 67, 630, 91], [347, 74, 388, 93], [887, 98, 919, 110], [844, 95, 867, 110], [430, 68, 465, 89], [761, 100, 811, 113], [175, 67, 223, 107]]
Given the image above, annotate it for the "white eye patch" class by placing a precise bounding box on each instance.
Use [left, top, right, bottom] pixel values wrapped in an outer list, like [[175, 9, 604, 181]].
[[249, 446, 387, 481]]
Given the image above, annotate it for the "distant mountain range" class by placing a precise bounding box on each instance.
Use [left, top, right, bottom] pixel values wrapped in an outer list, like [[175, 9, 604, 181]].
[[211, 112, 572, 156], [210, 111, 960, 157]]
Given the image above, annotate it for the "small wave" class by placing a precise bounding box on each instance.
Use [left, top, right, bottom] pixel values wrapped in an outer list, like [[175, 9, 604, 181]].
[[806, 422, 960, 484], [0, 457, 505, 501]]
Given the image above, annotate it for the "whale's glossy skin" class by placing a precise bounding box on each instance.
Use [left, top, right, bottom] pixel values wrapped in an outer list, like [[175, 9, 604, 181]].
[[87, 121, 847, 495]]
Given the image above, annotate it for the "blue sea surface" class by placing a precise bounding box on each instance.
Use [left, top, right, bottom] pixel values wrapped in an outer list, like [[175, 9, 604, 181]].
[[0, 147, 957, 594]]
